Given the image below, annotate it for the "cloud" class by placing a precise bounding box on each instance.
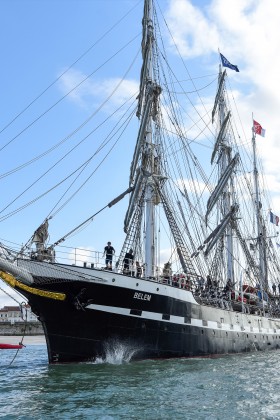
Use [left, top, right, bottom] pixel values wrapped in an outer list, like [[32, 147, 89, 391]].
[[166, 0, 280, 210], [166, 0, 220, 57], [58, 68, 139, 111]]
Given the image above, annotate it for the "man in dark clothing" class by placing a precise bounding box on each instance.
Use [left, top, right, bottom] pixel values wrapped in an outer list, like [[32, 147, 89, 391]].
[[103, 242, 115, 270], [136, 261, 142, 278], [123, 248, 134, 275], [206, 274, 212, 290]]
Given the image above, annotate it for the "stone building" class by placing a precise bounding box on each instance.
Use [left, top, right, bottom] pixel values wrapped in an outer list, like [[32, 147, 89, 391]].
[[0, 305, 39, 324]]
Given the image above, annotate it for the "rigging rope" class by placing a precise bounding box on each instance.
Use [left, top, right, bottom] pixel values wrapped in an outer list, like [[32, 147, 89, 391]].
[[0, 44, 140, 221], [0, 0, 142, 139], [0, 33, 141, 154]]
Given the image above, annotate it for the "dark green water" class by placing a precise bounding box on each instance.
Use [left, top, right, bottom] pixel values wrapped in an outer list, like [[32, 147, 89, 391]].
[[1, 344, 280, 419]]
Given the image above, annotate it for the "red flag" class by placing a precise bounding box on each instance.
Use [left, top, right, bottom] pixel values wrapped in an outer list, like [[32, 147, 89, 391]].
[[253, 120, 266, 137]]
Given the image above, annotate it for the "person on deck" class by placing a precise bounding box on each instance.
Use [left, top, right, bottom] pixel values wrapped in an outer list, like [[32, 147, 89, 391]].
[[123, 249, 134, 275], [272, 283, 277, 295], [103, 242, 115, 270], [206, 274, 212, 290], [225, 278, 234, 291], [136, 261, 142, 278], [198, 276, 205, 290], [162, 262, 172, 283], [172, 275, 179, 287]]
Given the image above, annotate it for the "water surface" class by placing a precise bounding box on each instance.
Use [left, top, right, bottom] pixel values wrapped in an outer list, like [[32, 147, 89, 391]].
[[1, 340, 280, 419]]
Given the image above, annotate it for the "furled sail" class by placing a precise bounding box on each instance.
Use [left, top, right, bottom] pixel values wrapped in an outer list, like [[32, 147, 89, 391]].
[[211, 111, 231, 164], [204, 206, 237, 256], [211, 70, 226, 123], [130, 94, 153, 184], [124, 170, 145, 232], [206, 153, 239, 220]]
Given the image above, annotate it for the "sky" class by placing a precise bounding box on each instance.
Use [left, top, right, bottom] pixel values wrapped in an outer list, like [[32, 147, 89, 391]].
[[1, 0, 280, 307]]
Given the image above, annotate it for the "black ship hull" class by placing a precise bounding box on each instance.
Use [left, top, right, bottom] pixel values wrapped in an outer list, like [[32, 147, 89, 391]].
[[3, 259, 280, 363]]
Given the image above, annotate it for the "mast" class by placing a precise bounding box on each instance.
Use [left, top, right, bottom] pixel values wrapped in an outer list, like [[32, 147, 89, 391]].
[[142, 0, 157, 277], [210, 67, 235, 282], [218, 70, 234, 282], [121, 0, 161, 277], [252, 125, 267, 290]]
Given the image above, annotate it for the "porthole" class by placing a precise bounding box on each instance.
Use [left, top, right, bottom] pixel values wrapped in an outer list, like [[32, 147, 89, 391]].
[[112, 278, 115, 282]]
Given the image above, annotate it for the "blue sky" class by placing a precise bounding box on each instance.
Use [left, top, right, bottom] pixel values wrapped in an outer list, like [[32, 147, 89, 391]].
[[1, 0, 280, 306]]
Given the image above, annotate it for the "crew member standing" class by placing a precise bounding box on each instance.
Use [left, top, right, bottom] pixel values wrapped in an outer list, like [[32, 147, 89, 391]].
[[103, 241, 115, 270], [123, 248, 134, 275], [136, 261, 142, 278]]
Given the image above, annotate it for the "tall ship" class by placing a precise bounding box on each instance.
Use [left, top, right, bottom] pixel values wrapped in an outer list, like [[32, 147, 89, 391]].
[[1, 0, 280, 363]]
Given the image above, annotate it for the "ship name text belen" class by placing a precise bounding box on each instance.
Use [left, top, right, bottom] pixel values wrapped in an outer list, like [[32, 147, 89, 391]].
[[133, 292, 151, 301]]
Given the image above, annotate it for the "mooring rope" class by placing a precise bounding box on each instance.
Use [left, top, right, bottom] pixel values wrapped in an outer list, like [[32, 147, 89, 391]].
[[7, 302, 28, 366], [0, 284, 28, 366]]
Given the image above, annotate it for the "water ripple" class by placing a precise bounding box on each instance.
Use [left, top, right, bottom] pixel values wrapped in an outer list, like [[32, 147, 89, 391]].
[[1, 345, 280, 419]]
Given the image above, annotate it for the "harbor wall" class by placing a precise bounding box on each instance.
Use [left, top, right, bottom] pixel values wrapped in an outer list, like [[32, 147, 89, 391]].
[[0, 322, 43, 336]]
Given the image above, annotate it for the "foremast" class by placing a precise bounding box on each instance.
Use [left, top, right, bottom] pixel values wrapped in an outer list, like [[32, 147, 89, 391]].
[[142, 0, 156, 277], [123, 0, 161, 277], [119, 0, 198, 278]]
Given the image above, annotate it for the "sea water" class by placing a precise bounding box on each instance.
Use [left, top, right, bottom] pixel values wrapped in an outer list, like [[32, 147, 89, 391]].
[[0, 338, 280, 419]]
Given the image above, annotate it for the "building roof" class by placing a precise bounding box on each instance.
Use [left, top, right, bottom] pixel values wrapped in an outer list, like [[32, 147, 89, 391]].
[[0, 304, 32, 311], [0, 306, 20, 312]]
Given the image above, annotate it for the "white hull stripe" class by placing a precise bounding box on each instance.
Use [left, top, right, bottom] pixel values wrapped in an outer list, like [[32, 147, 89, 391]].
[[86, 304, 280, 336]]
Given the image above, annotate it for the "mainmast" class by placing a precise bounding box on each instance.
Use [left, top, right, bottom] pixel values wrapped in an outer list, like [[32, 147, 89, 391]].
[[217, 69, 234, 282], [207, 67, 238, 283]]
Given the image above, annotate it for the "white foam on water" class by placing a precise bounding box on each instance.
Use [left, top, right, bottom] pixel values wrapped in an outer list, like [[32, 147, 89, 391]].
[[91, 340, 140, 365]]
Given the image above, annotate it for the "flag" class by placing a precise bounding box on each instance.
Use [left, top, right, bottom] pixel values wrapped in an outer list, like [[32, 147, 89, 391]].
[[270, 211, 279, 226], [220, 53, 239, 72], [253, 120, 266, 137]]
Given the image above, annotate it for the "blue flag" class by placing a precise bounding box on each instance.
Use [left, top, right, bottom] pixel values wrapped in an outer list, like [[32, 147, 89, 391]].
[[220, 53, 239, 72]]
